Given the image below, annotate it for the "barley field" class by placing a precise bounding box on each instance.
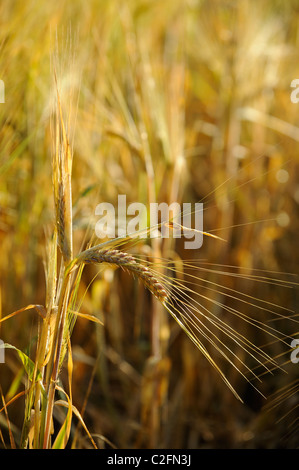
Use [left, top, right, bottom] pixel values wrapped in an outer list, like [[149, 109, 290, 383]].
[[0, 0, 299, 449]]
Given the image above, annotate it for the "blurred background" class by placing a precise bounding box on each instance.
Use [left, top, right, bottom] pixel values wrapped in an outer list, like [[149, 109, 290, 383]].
[[0, 0, 299, 449]]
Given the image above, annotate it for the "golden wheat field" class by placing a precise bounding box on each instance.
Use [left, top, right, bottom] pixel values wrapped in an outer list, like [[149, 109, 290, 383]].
[[0, 0, 299, 450]]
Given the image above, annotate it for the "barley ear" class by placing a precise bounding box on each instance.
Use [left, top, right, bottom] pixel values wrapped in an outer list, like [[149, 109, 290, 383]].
[[75, 248, 168, 302], [52, 70, 73, 264]]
